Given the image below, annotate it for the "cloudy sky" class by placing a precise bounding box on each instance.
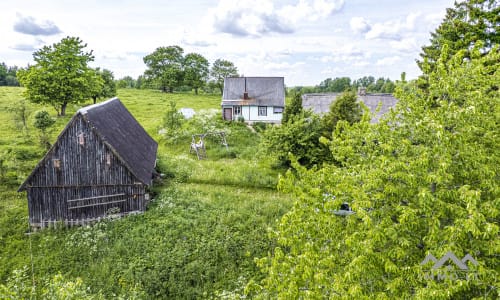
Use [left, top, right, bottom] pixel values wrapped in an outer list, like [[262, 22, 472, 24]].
[[1, 0, 455, 86]]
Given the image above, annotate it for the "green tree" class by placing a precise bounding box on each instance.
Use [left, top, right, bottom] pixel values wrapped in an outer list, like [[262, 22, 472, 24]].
[[417, 0, 500, 75], [17, 36, 97, 116], [282, 92, 303, 124], [321, 90, 363, 138], [91, 68, 116, 104], [143, 45, 184, 93], [210, 59, 238, 94], [259, 111, 329, 168], [33, 110, 55, 149], [252, 46, 500, 299], [183, 53, 209, 94]]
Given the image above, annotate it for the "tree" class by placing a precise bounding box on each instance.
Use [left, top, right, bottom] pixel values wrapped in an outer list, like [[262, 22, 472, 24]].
[[33, 110, 55, 149], [259, 111, 329, 168], [282, 92, 303, 124], [252, 44, 500, 299], [17, 37, 96, 116], [417, 0, 500, 75], [321, 90, 362, 138], [183, 53, 209, 94], [91, 68, 116, 104], [143, 46, 184, 93], [210, 59, 238, 94]]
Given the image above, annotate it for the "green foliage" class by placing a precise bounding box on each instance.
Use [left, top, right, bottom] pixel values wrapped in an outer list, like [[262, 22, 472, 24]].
[[259, 111, 329, 168], [184, 53, 210, 94], [254, 45, 500, 299], [417, 0, 500, 76], [160, 100, 185, 143], [289, 75, 396, 94], [6, 98, 31, 133], [91, 68, 116, 103], [33, 110, 55, 149], [321, 90, 362, 137], [210, 59, 238, 94], [0, 63, 20, 87], [281, 92, 303, 124], [143, 45, 185, 93], [17, 36, 97, 116]]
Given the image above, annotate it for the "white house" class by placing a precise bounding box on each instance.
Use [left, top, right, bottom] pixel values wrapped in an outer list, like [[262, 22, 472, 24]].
[[221, 77, 285, 124]]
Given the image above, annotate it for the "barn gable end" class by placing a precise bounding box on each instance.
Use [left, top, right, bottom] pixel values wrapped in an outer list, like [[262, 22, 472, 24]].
[[18, 98, 158, 227]]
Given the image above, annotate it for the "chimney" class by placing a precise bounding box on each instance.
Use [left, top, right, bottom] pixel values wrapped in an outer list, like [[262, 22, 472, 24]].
[[243, 78, 249, 100], [358, 87, 366, 96]]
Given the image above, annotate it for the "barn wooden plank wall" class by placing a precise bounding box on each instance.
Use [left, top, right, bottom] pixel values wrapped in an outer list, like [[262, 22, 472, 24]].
[[25, 114, 149, 226]]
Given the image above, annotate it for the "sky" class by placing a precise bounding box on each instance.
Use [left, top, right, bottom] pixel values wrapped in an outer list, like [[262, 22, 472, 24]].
[[1, 0, 456, 87]]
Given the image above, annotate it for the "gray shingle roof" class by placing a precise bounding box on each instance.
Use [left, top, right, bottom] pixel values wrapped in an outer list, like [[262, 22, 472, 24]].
[[19, 98, 158, 190], [302, 93, 398, 123], [222, 77, 285, 107], [79, 98, 158, 185]]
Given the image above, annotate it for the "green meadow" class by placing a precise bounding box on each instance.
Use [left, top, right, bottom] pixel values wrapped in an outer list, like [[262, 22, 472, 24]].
[[0, 87, 292, 298]]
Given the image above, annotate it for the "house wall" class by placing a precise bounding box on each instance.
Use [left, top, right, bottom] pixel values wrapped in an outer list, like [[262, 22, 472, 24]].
[[222, 105, 282, 123], [25, 114, 148, 226]]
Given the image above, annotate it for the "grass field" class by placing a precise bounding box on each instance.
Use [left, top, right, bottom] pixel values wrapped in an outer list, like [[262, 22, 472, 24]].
[[0, 87, 292, 298]]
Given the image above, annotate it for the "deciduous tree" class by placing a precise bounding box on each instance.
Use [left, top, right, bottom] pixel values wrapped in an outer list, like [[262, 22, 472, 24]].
[[417, 0, 500, 75], [143, 46, 184, 93], [252, 45, 500, 299], [183, 53, 209, 94], [17, 36, 97, 116], [210, 59, 238, 94], [91, 68, 116, 104]]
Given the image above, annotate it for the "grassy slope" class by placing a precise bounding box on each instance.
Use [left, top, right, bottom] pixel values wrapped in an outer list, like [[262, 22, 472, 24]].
[[0, 87, 292, 298]]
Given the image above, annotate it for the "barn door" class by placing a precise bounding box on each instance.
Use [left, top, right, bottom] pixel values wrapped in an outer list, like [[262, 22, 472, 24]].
[[223, 108, 233, 121]]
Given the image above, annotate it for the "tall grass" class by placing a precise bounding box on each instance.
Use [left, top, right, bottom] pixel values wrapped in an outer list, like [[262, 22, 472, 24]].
[[0, 87, 292, 298]]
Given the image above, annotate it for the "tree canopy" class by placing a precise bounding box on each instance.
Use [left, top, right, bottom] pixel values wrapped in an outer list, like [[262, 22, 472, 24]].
[[17, 36, 97, 116], [252, 44, 500, 299], [143, 46, 185, 93], [417, 0, 500, 75], [210, 59, 238, 94], [91, 68, 116, 104], [183, 53, 209, 94]]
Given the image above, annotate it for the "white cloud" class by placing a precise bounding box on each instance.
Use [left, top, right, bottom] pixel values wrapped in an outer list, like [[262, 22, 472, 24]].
[[376, 56, 401, 66], [350, 17, 371, 34], [208, 0, 344, 37], [363, 12, 421, 41], [390, 37, 418, 52]]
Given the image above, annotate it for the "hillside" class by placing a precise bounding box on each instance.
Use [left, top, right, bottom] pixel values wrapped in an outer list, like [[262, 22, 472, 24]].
[[0, 87, 293, 298]]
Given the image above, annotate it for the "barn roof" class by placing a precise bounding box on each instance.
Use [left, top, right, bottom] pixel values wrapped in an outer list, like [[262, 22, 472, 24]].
[[222, 77, 285, 107], [302, 93, 398, 123], [19, 98, 158, 191]]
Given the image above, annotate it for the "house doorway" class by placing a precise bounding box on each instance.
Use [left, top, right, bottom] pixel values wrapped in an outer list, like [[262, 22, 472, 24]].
[[223, 108, 232, 121]]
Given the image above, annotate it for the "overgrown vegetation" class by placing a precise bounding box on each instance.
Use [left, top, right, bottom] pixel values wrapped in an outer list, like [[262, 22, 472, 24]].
[[0, 87, 292, 298]]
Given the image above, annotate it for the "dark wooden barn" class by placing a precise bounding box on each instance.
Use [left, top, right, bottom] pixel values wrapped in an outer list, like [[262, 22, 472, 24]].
[[18, 97, 158, 227]]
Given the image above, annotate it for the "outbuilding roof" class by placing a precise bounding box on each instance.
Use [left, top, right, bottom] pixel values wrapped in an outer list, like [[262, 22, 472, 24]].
[[222, 77, 285, 107], [19, 97, 158, 190], [302, 93, 398, 123]]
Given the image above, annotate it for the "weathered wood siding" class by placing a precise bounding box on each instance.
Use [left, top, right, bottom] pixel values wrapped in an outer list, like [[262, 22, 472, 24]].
[[25, 114, 148, 225]]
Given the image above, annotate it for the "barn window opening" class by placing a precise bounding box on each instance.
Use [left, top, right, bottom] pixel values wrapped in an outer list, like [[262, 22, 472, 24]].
[[258, 106, 267, 116], [106, 153, 112, 165], [234, 106, 242, 115], [53, 159, 61, 169], [78, 133, 85, 145]]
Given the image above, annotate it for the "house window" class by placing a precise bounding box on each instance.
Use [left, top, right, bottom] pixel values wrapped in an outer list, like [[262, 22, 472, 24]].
[[234, 106, 242, 115], [273, 107, 284, 114], [258, 106, 267, 116]]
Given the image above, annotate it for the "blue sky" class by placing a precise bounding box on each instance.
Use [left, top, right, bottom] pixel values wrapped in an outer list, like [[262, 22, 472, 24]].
[[1, 0, 455, 86]]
